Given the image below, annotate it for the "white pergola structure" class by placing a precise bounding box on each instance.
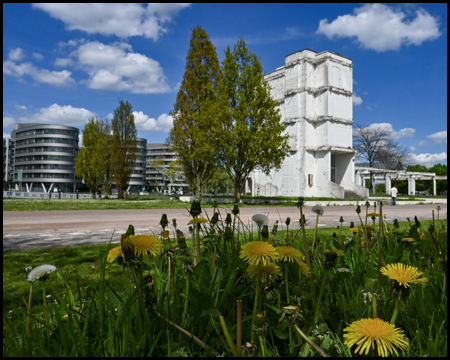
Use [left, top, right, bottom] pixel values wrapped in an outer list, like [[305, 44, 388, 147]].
[[355, 167, 447, 196]]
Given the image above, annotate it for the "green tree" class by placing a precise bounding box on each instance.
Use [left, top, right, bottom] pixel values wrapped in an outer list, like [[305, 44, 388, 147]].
[[211, 38, 290, 202], [167, 26, 220, 200], [111, 100, 138, 199], [75, 118, 111, 197]]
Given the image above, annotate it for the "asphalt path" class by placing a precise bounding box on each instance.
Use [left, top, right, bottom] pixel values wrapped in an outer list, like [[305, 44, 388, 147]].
[[3, 204, 446, 251]]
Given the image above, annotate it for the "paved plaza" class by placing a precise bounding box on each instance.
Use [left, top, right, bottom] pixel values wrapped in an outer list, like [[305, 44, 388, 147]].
[[3, 203, 446, 251]]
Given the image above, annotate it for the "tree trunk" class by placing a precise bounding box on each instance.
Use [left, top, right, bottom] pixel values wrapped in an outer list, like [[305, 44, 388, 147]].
[[234, 176, 242, 203], [196, 174, 202, 201]]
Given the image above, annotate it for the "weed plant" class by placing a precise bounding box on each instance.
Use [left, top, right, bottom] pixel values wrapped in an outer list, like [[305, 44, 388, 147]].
[[3, 201, 447, 357]]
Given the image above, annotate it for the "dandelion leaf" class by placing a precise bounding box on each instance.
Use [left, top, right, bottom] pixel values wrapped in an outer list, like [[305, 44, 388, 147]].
[[408, 225, 421, 242], [192, 261, 211, 293], [188, 289, 214, 318]]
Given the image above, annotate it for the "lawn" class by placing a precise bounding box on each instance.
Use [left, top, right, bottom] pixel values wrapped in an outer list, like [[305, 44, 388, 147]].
[[3, 207, 447, 357]]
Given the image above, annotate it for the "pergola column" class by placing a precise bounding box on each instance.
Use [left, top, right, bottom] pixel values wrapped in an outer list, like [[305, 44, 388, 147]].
[[433, 177, 436, 196], [385, 175, 391, 195], [408, 177, 416, 195]]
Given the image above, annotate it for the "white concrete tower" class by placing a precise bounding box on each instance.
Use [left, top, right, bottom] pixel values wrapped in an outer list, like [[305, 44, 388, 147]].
[[249, 49, 367, 199]]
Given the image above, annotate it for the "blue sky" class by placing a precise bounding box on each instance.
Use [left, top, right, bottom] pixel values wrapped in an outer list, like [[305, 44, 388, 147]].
[[3, 3, 447, 166]]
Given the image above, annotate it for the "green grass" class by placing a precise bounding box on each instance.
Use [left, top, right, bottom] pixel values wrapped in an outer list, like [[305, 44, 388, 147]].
[[2, 220, 430, 314]]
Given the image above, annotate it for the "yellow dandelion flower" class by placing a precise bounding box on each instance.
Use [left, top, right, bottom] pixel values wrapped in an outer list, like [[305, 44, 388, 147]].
[[129, 234, 162, 258], [401, 237, 415, 243], [343, 318, 408, 357], [240, 241, 279, 266], [247, 263, 282, 283], [187, 217, 208, 225], [276, 246, 304, 263], [348, 227, 359, 232], [381, 263, 428, 288], [367, 213, 380, 217], [107, 245, 123, 263], [324, 248, 345, 257], [296, 260, 311, 277]]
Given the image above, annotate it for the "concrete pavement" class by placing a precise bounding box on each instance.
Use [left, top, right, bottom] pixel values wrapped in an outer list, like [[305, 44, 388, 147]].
[[3, 204, 446, 251]]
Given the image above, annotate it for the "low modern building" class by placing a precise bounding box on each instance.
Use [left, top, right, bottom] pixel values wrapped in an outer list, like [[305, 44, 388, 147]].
[[125, 137, 147, 193], [10, 123, 80, 193], [248, 49, 368, 199], [146, 143, 189, 193]]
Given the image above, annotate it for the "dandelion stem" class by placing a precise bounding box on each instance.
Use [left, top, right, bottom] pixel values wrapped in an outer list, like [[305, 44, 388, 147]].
[[390, 298, 400, 325], [293, 324, 330, 357], [237, 300, 242, 357], [372, 293, 378, 318], [131, 269, 153, 346], [26, 284, 33, 357], [259, 335, 266, 357], [285, 263, 290, 304], [312, 213, 320, 252], [181, 274, 190, 330], [251, 264, 261, 342], [219, 314, 237, 356], [315, 269, 328, 322], [338, 224, 342, 245], [299, 205, 316, 313], [378, 202, 384, 283]]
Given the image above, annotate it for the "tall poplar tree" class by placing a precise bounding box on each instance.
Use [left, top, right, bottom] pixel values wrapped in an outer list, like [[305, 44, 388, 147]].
[[167, 26, 220, 199], [111, 100, 138, 198], [75, 117, 111, 197], [212, 38, 290, 202]]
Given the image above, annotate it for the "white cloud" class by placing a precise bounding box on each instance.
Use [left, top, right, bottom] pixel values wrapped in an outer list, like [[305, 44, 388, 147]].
[[3, 132, 11, 139], [395, 127, 415, 139], [366, 106, 372, 110], [418, 140, 428, 146], [71, 41, 171, 93], [410, 146, 416, 152], [15, 105, 27, 110], [409, 152, 447, 165], [317, 4, 441, 52], [32, 53, 44, 61], [16, 104, 95, 128], [427, 130, 447, 144], [54, 58, 75, 67], [363, 123, 415, 139], [8, 48, 26, 61], [3, 60, 75, 87], [33, 3, 190, 40], [3, 117, 15, 128], [352, 93, 362, 106], [133, 111, 173, 132]]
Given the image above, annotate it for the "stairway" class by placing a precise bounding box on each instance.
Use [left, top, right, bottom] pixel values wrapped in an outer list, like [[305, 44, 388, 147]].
[[344, 190, 366, 201]]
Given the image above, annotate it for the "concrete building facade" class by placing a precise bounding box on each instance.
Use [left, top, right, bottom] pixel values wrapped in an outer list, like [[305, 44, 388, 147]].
[[146, 143, 189, 193], [249, 49, 368, 199], [10, 123, 80, 193]]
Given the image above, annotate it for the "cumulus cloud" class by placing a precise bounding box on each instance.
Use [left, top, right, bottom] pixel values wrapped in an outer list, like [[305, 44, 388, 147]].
[[3, 60, 76, 87], [71, 41, 171, 93], [363, 122, 415, 139], [32, 53, 44, 61], [408, 152, 447, 165], [410, 146, 416, 152], [133, 111, 173, 132], [54, 58, 75, 67], [14, 104, 95, 128], [352, 93, 362, 106], [3, 117, 15, 128], [15, 105, 27, 110], [8, 48, 26, 61], [427, 130, 447, 144], [32, 3, 190, 40], [418, 140, 428, 146], [3, 132, 11, 139], [317, 4, 441, 52]]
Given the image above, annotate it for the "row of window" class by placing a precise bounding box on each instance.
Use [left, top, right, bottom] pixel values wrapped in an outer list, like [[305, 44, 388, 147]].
[[137, 141, 147, 148], [15, 155, 76, 162], [15, 164, 75, 171], [147, 155, 176, 159], [16, 129, 78, 138], [16, 138, 79, 146], [15, 147, 79, 155], [22, 173, 76, 179], [147, 149, 170, 153]]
